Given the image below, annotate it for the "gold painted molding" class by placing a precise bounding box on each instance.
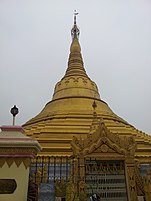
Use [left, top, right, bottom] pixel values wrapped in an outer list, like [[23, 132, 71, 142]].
[[0, 157, 31, 169]]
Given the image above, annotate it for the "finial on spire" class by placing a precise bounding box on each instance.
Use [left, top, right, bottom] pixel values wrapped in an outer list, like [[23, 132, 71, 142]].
[[74, 10, 79, 25], [71, 10, 80, 39], [90, 101, 99, 132], [92, 100, 97, 111]]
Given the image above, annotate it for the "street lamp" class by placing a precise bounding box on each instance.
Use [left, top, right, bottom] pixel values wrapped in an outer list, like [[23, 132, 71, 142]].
[[10, 105, 19, 126]]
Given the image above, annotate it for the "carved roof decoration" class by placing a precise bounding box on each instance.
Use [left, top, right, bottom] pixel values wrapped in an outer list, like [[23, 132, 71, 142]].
[[71, 118, 136, 157]]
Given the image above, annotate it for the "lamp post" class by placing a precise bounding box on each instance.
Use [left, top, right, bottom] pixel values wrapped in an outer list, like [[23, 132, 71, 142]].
[[10, 105, 19, 126]]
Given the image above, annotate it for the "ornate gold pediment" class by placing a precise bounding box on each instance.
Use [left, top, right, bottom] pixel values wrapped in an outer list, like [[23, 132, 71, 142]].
[[71, 118, 136, 158], [70, 118, 144, 201], [93, 143, 116, 153]]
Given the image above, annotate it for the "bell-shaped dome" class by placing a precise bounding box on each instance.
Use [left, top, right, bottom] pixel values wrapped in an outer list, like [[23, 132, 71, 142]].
[[23, 15, 151, 161], [24, 15, 116, 127]]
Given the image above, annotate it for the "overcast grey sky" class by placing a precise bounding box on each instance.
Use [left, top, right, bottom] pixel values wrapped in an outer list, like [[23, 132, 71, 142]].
[[0, 0, 151, 134]]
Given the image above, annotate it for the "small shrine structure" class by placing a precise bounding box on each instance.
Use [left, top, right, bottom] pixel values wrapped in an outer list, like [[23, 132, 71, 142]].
[[0, 126, 41, 201]]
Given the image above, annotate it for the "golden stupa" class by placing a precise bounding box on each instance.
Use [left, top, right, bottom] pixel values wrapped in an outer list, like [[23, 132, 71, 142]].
[[23, 15, 151, 164]]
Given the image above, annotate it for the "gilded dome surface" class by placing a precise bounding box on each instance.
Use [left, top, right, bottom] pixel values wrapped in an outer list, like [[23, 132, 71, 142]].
[[23, 18, 151, 162]]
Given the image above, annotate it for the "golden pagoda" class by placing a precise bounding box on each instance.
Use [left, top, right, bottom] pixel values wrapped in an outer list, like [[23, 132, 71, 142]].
[[23, 14, 151, 201], [23, 15, 151, 163]]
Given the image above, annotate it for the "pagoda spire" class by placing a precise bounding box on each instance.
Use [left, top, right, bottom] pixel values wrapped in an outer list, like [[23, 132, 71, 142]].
[[63, 11, 88, 78], [52, 13, 101, 101]]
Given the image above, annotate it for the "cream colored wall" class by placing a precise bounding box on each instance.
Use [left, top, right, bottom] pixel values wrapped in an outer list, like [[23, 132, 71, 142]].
[[0, 162, 29, 201]]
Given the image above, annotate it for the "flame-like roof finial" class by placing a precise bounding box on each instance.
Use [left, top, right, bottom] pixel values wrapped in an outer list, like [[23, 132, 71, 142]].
[[71, 10, 80, 39]]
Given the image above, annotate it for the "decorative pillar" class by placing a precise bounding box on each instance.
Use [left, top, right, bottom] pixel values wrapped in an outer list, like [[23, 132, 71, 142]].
[[144, 170, 151, 201], [0, 126, 41, 201], [125, 158, 138, 201], [78, 154, 86, 201]]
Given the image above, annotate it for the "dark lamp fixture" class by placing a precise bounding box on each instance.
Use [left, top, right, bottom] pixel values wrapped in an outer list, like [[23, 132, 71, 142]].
[[10, 105, 19, 125]]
